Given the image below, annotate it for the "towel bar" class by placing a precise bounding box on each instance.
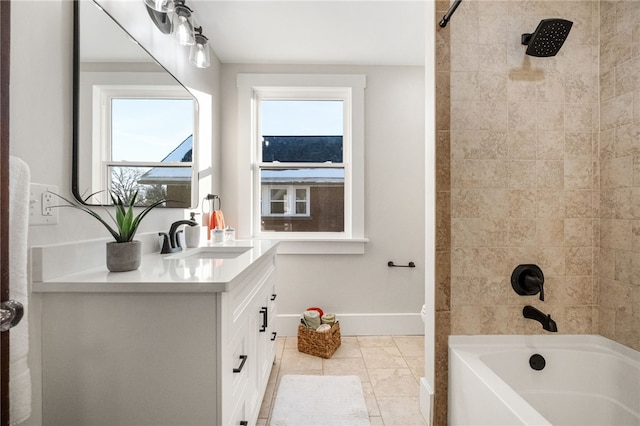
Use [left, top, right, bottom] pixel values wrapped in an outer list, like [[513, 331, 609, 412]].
[[387, 261, 416, 268]]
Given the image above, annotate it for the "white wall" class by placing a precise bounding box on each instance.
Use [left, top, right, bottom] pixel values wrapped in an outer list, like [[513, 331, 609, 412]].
[[8, 1, 424, 423], [422, 2, 436, 422], [9, 2, 221, 424], [220, 64, 425, 335], [11, 0, 221, 249]]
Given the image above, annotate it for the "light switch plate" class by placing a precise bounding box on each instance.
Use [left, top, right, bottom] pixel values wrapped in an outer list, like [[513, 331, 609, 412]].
[[29, 183, 59, 225]]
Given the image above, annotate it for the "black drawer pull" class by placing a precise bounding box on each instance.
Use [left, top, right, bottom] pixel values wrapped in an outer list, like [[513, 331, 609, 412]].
[[233, 355, 248, 373], [271, 331, 278, 341], [240, 422, 248, 426], [259, 306, 268, 332], [270, 294, 277, 301]]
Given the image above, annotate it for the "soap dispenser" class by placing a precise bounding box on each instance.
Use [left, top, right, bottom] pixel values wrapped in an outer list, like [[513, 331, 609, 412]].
[[184, 212, 201, 248]]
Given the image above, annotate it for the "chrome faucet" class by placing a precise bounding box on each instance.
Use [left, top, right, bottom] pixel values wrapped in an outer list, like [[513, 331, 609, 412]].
[[523, 305, 558, 332], [159, 220, 197, 254]]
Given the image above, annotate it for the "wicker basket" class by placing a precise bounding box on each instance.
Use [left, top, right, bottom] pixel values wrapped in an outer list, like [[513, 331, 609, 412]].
[[297, 321, 341, 359]]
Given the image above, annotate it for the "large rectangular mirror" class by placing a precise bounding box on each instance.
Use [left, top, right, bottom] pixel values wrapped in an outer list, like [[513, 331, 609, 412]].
[[73, 0, 198, 208]]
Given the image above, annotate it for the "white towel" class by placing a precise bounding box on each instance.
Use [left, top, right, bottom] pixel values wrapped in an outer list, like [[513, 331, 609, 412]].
[[9, 156, 31, 425]]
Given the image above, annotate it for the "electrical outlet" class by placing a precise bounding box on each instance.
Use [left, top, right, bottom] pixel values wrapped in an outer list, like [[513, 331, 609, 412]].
[[29, 183, 59, 225], [42, 191, 55, 216]]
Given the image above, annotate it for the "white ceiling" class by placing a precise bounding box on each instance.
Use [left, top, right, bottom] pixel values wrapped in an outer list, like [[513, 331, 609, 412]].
[[82, 1, 426, 66], [189, 1, 426, 66]]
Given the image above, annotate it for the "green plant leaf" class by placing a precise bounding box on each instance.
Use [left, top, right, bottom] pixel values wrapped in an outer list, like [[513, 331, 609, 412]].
[[52, 189, 164, 243]]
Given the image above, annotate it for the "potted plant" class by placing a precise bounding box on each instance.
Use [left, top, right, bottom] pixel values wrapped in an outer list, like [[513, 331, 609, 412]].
[[53, 190, 165, 272]]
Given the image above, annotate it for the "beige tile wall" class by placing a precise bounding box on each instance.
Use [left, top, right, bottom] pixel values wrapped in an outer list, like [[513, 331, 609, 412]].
[[599, 0, 640, 351], [447, 0, 600, 340], [436, 1, 640, 422], [434, 1, 451, 425]]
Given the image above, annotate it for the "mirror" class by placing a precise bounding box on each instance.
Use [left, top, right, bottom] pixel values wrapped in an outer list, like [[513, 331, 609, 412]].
[[73, 0, 197, 208]]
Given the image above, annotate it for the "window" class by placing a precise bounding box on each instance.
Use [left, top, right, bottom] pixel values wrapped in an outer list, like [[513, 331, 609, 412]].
[[95, 86, 195, 207], [258, 98, 345, 232], [262, 185, 310, 217], [237, 74, 366, 250]]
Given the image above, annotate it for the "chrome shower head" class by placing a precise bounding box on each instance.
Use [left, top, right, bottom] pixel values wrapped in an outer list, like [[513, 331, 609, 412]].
[[521, 18, 573, 57]]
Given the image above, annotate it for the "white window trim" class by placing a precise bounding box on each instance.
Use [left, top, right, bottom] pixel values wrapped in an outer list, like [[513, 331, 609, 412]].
[[237, 74, 367, 254], [93, 85, 197, 204]]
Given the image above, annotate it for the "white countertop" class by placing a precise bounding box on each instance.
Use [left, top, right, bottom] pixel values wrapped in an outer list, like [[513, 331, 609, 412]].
[[32, 239, 279, 293]]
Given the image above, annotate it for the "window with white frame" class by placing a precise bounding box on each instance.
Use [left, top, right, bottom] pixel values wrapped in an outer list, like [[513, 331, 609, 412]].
[[259, 98, 345, 233], [262, 185, 310, 217], [237, 74, 366, 244], [94, 86, 195, 207]]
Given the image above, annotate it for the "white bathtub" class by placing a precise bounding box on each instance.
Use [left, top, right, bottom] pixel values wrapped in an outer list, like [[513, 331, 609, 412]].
[[449, 335, 640, 425]]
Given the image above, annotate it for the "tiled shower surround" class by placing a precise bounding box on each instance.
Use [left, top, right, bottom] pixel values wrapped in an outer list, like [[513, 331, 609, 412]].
[[599, 0, 640, 353], [435, 0, 640, 424]]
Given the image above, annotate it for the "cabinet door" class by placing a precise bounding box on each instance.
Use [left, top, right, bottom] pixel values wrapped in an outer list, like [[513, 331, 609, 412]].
[[246, 265, 278, 424], [245, 299, 263, 421], [227, 400, 248, 426], [260, 279, 278, 386], [221, 252, 278, 426], [221, 316, 251, 425]]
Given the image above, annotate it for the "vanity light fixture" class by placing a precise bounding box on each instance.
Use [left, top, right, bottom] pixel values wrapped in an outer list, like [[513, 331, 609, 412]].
[[144, 0, 174, 13], [144, 0, 211, 68], [145, 0, 172, 34], [171, 1, 196, 46], [189, 27, 211, 68]]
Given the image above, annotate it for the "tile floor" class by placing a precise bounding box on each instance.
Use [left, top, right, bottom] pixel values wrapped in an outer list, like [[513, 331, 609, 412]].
[[258, 335, 427, 426]]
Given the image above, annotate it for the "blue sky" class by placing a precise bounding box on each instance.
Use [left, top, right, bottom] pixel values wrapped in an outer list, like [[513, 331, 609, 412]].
[[110, 99, 342, 162], [111, 98, 194, 162], [261, 100, 343, 136]]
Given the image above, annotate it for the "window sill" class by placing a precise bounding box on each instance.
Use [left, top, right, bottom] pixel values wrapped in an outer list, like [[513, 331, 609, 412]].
[[255, 238, 369, 255]]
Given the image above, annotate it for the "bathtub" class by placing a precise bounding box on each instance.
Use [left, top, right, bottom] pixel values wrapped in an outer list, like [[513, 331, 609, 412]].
[[449, 335, 640, 425]]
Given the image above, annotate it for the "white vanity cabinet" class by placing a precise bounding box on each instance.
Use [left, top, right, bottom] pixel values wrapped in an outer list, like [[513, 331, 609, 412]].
[[219, 251, 278, 426], [34, 239, 278, 426]]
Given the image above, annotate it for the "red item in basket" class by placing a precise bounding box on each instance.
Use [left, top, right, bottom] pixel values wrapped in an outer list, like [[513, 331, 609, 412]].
[[306, 306, 324, 318]]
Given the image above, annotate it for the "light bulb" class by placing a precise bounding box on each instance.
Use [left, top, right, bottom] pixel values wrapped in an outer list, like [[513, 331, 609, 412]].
[[172, 5, 195, 45], [189, 33, 211, 68]]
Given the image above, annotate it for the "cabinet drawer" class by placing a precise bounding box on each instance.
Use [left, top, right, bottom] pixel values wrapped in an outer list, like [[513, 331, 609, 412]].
[[256, 288, 278, 342], [227, 254, 276, 330], [267, 284, 278, 344], [267, 288, 277, 324]]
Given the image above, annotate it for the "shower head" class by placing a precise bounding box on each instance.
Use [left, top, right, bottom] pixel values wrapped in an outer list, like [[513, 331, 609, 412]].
[[521, 18, 573, 57]]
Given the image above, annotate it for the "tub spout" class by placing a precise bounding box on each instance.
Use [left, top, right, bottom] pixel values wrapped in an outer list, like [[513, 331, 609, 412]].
[[523, 305, 557, 332]]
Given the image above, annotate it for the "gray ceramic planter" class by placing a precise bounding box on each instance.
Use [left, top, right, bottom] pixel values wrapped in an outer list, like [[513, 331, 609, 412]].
[[106, 241, 141, 272]]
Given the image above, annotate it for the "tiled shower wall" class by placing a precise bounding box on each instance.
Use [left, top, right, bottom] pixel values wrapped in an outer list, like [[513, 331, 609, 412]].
[[434, 1, 451, 425], [436, 0, 640, 423], [448, 1, 600, 337], [598, 0, 640, 351]]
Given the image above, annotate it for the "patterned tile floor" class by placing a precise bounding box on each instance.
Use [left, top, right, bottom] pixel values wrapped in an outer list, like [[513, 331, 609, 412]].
[[258, 335, 427, 425]]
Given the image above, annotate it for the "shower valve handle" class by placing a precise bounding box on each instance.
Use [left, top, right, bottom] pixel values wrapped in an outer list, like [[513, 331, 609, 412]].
[[524, 275, 544, 301], [511, 264, 545, 301]]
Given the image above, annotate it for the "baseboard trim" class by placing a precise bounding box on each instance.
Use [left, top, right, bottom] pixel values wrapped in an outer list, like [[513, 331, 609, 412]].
[[275, 312, 424, 336], [419, 377, 434, 425]]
